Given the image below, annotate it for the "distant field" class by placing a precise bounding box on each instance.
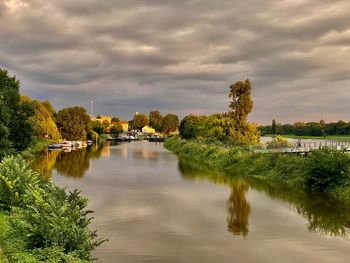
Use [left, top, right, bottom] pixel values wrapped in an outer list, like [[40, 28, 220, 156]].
[[263, 134, 350, 141]]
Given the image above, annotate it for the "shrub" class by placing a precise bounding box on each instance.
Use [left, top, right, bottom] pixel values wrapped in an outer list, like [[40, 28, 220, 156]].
[[306, 148, 350, 192], [266, 136, 290, 149], [0, 156, 105, 261]]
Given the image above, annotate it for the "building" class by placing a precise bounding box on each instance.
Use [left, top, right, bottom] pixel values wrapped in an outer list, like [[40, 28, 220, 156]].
[[142, 125, 156, 134]]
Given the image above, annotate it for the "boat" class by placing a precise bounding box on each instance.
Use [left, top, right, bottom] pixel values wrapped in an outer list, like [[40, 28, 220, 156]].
[[60, 141, 73, 148], [48, 144, 63, 149]]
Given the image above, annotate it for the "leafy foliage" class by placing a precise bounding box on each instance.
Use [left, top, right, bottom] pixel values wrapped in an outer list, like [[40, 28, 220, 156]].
[[306, 149, 350, 192], [161, 114, 179, 134], [91, 120, 105, 135], [133, 113, 149, 130], [266, 136, 291, 149], [111, 116, 120, 123], [0, 69, 35, 155], [179, 80, 259, 145], [110, 123, 123, 138], [0, 156, 105, 262], [149, 110, 163, 132], [56, 106, 91, 140], [20, 96, 60, 140]]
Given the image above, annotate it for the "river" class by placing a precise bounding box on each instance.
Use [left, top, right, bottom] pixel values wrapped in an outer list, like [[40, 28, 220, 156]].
[[32, 141, 350, 263]]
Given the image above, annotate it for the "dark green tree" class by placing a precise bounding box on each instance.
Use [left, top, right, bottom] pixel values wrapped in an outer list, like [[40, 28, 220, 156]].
[[0, 69, 34, 154], [9, 100, 35, 151], [133, 113, 149, 130], [56, 106, 91, 140], [149, 110, 163, 132], [91, 120, 104, 135], [110, 123, 123, 138], [111, 116, 120, 123], [161, 114, 179, 134], [272, 119, 277, 135]]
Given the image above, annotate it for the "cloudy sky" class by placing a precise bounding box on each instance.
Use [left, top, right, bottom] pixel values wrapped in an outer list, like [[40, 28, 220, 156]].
[[1, 0, 350, 124]]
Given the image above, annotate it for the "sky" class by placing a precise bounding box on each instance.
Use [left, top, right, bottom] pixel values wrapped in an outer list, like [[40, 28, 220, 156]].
[[0, 0, 350, 124]]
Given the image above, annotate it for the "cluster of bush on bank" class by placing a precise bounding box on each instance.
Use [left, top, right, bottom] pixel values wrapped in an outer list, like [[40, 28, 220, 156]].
[[165, 137, 350, 201], [0, 156, 104, 262]]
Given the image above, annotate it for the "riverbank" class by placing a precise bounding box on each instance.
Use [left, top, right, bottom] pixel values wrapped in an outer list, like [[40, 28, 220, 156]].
[[165, 137, 350, 202], [0, 156, 104, 262], [20, 138, 53, 159]]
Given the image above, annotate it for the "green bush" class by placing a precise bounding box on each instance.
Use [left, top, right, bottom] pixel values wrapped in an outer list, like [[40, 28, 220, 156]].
[[306, 148, 350, 192], [0, 156, 105, 262]]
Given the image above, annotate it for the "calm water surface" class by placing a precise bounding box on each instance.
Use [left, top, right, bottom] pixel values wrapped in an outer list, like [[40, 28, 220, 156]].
[[33, 141, 350, 263]]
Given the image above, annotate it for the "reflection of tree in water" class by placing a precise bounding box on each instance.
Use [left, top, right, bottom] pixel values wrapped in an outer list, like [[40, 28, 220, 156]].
[[227, 180, 251, 237], [178, 160, 251, 237], [31, 150, 60, 180], [178, 159, 350, 238], [31, 143, 104, 179], [55, 144, 104, 178], [54, 149, 90, 178]]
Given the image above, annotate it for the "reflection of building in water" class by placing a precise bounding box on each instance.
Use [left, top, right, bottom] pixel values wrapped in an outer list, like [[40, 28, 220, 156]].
[[227, 180, 251, 237], [132, 149, 160, 160], [121, 147, 128, 158], [100, 142, 111, 158]]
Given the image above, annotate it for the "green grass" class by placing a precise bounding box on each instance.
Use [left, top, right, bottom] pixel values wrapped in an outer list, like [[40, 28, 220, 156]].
[[0, 212, 9, 263], [263, 134, 350, 141]]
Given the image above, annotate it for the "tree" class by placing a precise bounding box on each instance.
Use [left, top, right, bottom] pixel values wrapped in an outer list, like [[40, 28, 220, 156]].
[[102, 120, 110, 129], [229, 79, 253, 125], [272, 119, 277, 135], [0, 69, 34, 155], [56, 106, 91, 140], [161, 114, 179, 134], [9, 99, 35, 151], [149, 110, 163, 132], [110, 123, 123, 138], [21, 96, 60, 140], [111, 116, 120, 123], [91, 121, 104, 135], [133, 113, 148, 130], [228, 79, 259, 145]]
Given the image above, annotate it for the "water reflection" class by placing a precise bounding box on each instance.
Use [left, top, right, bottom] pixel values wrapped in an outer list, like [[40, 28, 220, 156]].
[[32, 142, 104, 179], [178, 159, 350, 238], [227, 180, 251, 237]]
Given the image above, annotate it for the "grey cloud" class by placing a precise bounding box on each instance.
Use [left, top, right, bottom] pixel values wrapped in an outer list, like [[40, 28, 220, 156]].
[[0, 0, 350, 124]]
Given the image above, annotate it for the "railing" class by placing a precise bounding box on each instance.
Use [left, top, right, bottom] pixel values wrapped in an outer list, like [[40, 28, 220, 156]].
[[255, 141, 350, 154]]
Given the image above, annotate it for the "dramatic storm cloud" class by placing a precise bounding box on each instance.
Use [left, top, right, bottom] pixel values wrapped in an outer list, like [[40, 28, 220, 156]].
[[1, 0, 349, 123]]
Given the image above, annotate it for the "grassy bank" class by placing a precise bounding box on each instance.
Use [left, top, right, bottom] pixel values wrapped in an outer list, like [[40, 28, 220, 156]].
[[165, 137, 350, 201], [20, 138, 54, 159], [0, 156, 104, 262]]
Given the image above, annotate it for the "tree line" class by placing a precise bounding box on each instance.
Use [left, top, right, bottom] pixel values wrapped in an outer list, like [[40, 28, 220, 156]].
[[0, 68, 182, 158], [260, 119, 350, 137]]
